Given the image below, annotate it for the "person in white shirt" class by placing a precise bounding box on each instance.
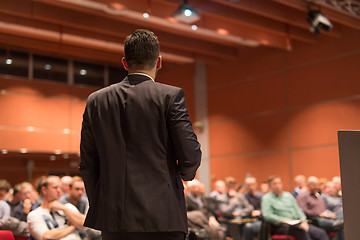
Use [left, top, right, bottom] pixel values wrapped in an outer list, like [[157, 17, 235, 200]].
[[27, 175, 85, 240]]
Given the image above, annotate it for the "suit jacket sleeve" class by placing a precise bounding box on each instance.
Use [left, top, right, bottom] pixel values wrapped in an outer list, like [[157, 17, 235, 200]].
[[168, 88, 201, 181], [79, 98, 100, 205]]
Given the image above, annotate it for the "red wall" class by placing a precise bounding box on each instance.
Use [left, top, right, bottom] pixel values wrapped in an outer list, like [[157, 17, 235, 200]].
[[207, 26, 360, 190]]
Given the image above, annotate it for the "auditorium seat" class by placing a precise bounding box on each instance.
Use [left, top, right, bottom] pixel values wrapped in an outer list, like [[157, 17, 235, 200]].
[[0, 230, 15, 240]]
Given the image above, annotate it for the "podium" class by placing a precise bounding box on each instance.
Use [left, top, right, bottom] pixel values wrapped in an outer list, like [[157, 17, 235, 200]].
[[338, 130, 360, 239]]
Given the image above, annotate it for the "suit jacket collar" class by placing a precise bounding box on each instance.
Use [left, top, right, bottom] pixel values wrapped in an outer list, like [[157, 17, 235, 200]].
[[125, 73, 154, 85]]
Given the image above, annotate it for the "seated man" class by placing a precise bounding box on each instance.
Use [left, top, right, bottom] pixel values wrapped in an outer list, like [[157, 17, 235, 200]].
[[216, 177, 253, 240], [12, 182, 40, 222], [292, 175, 307, 199], [297, 177, 343, 239], [209, 180, 226, 198], [59, 176, 88, 214], [186, 179, 222, 240], [242, 177, 262, 240], [261, 175, 328, 240], [27, 175, 85, 240], [321, 181, 343, 219], [0, 180, 11, 219]]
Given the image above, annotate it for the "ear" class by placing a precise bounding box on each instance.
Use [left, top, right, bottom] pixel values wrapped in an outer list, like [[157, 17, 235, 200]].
[[156, 55, 162, 70], [41, 186, 46, 196], [122, 57, 129, 71]]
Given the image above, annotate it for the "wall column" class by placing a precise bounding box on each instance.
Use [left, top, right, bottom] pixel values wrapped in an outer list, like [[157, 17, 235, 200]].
[[194, 61, 211, 193]]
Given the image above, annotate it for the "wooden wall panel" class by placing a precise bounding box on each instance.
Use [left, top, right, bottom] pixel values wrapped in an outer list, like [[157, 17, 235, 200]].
[[291, 146, 340, 179], [210, 112, 288, 156], [289, 99, 360, 149], [208, 75, 286, 122], [287, 54, 360, 108]]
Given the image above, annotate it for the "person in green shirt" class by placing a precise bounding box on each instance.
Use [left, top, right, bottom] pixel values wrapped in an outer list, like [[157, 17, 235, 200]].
[[261, 175, 328, 240]]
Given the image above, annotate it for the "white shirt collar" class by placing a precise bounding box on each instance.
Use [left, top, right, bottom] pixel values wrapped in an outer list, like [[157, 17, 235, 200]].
[[128, 73, 155, 82]]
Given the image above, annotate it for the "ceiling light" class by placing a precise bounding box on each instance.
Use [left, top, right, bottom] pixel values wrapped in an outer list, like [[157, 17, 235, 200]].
[[63, 128, 70, 134], [173, 0, 200, 24], [307, 10, 333, 34], [54, 149, 62, 155], [80, 69, 87, 76], [191, 25, 198, 30], [44, 64, 52, 70], [217, 28, 229, 35], [20, 148, 28, 153], [143, 12, 150, 18], [109, 3, 125, 10], [5, 59, 12, 65], [1, 149, 8, 154]]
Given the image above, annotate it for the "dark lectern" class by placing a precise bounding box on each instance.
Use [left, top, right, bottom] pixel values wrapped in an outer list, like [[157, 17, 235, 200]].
[[338, 130, 360, 239]]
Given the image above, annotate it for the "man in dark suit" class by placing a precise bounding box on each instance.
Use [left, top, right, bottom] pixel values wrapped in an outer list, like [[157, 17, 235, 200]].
[[79, 29, 202, 240]]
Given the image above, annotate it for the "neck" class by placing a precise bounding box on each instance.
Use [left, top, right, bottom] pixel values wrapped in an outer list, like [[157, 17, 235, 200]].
[[273, 191, 282, 197], [69, 196, 78, 206], [128, 69, 156, 80], [41, 199, 51, 209]]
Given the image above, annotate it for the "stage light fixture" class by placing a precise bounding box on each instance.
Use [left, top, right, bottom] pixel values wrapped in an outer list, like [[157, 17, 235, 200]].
[[307, 9, 333, 34], [173, 0, 200, 24]]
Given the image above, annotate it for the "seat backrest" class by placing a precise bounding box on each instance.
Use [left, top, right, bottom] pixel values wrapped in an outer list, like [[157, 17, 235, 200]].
[[0, 230, 15, 240], [14, 236, 29, 240]]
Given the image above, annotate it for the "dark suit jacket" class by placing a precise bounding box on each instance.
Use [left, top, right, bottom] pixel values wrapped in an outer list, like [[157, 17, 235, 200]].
[[79, 74, 201, 233]]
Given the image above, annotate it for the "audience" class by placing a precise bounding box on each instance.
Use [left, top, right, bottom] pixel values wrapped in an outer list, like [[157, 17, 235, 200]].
[[215, 177, 253, 240], [0, 173, 346, 240], [261, 175, 328, 240], [11, 182, 40, 222], [292, 175, 307, 199], [0, 180, 11, 219], [332, 176, 342, 197], [296, 176, 344, 239], [322, 181, 344, 219], [210, 180, 226, 198], [242, 177, 262, 240], [186, 179, 222, 240], [0, 180, 11, 201], [259, 182, 269, 194], [27, 175, 85, 240], [59, 176, 88, 214], [60, 175, 73, 195], [6, 184, 21, 214]]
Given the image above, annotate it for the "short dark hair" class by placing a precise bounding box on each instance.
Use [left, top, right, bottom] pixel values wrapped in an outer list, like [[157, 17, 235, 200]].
[[69, 176, 83, 189], [268, 175, 280, 185], [124, 29, 160, 70]]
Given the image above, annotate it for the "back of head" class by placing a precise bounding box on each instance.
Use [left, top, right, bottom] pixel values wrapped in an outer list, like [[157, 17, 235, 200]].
[[224, 176, 237, 189], [124, 29, 160, 71], [0, 179, 11, 192]]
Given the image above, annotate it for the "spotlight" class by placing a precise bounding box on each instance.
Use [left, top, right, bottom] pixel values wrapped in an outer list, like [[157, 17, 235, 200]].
[[173, 0, 200, 24], [80, 69, 87, 76], [5, 58, 12, 65], [307, 10, 333, 34]]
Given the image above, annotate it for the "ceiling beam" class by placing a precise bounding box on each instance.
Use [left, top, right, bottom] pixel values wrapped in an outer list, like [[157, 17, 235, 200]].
[[0, 1, 241, 61], [211, 0, 342, 38]]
